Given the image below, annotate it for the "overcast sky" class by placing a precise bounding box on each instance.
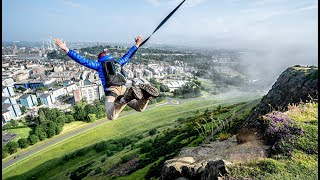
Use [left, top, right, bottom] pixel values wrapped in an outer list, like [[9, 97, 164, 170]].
[[2, 0, 317, 46], [2, 0, 318, 78]]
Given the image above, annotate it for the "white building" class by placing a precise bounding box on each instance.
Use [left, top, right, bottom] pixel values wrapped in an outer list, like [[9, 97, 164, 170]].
[[65, 83, 78, 95], [134, 69, 143, 78], [164, 80, 187, 92], [73, 85, 104, 103], [50, 87, 67, 102]]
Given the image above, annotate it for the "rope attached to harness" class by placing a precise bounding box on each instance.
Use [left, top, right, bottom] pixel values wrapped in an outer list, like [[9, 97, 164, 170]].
[[139, 0, 186, 47]]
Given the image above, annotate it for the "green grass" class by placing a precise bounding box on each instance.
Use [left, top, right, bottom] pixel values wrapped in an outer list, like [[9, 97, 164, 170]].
[[2, 121, 91, 165], [4, 127, 32, 142], [2, 94, 260, 179]]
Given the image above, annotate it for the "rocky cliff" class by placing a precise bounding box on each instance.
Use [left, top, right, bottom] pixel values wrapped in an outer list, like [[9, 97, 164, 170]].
[[160, 65, 318, 180], [244, 66, 318, 127]]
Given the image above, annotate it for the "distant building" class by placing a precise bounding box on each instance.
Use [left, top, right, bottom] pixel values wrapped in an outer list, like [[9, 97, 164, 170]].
[[40, 93, 54, 107], [2, 97, 17, 105], [80, 70, 89, 80], [19, 94, 38, 108], [54, 65, 64, 72], [50, 87, 67, 101], [73, 85, 104, 103], [164, 80, 187, 92], [63, 80, 73, 87], [2, 103, 21, 119], [32, 66, 45, 74], [2, 86, 15, 97], [14, 81, 45, 89], [2, 110, 13, 124], [65, 83, 78, 95], [143, 69, 153, 79], [73, 89, 82, 103], [2, 78, 15, 86], [134, 69, 143, 78]]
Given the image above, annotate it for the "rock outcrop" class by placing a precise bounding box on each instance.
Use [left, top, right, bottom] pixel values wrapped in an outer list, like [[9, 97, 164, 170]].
[[160, 66, 318, 180], [160, 135, 269, 180], [244, 66, 318, 127]]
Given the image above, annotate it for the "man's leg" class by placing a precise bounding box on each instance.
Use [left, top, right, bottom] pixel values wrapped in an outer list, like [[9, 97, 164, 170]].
[[127, 98, 150, 112], [105, 86, 127, 120], [127, 84, 159, 112]]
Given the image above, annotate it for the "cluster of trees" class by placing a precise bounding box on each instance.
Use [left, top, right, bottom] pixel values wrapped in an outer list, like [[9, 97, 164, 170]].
[[47, 50, 69, 61], [2, 100, 107, 159], [173, 80, 203, 98], [149, 78, 170, 92], [72, 100, 106, 122]]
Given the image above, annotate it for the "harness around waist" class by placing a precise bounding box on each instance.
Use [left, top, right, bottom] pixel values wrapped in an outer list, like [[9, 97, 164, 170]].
[[102, 60, 127, 87]]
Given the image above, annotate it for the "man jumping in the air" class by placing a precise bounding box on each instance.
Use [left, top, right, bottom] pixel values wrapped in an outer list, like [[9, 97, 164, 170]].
[[54, 35, 159, 120]]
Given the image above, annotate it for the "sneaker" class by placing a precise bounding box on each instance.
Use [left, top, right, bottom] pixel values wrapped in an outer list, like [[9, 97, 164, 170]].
[[123, 86, 143, 102], [139, 84, 160, 100]]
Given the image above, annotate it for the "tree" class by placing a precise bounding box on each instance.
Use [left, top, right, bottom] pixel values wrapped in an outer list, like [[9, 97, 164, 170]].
[[46, 121, 57, 138], [96, 105, 106, 118], [160, 84, 170, 92], [9, 120, 18, 127], [28, 134, 39, 145], [55, 124, 63, 135], [85, 104, 97, 115], [66, 114, 75, 123], [6, 141, 19, 154], [34, 127, 47, 141], [56, 115, 66, 124], [18, 138, 29, 149], [87, 114, 97, 122], [74, 109, 87, 121], [38, 110, 47, 124], [21, 106, 27, 114], [2, 146, 9, 159]]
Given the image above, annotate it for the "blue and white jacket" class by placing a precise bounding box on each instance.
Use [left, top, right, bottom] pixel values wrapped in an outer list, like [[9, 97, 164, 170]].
[[67, 45, 138, 92]]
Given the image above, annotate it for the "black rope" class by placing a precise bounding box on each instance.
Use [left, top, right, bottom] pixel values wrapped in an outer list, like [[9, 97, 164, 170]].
[[139, 0, 186, 47]]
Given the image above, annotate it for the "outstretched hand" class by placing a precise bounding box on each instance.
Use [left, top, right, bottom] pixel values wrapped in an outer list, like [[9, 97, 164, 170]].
[[134, 35, 143, 47], [54, 38, 69, 53]]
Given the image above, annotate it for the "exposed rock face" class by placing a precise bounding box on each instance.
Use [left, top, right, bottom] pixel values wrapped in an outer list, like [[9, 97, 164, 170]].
[[244, 66, 318, 127], [160, 136, 269, 180], [161, 66, 318, 179]]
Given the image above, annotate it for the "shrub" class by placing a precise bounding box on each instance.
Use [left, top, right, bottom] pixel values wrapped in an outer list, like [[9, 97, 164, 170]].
[[28, 134, 39, 145], [94, 167, 102, 175], [18, 138, 29, 149], [121, 153, 136, 163], [261, 111, 304, 156], [101, 157, 106, 163], [149, 128, 158, 136], [218, 132, 231, 141], [87, 114, 97, 122], [6, 141, 19, 154], [94, 141, 108, 152], [2, 146, 9, 159]]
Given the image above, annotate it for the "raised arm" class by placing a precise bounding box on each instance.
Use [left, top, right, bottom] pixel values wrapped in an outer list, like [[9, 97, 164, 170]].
[[117, 35, 143, 66], [54, 38, 100, 71]]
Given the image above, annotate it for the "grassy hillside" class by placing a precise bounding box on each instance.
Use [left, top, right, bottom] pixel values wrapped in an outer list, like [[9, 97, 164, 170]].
[[2, 94, 260, 180], [226, 101, 318, 179]]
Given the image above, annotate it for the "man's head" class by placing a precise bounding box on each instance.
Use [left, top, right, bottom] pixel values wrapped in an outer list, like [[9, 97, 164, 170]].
[[97, 48, 110, 59]]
